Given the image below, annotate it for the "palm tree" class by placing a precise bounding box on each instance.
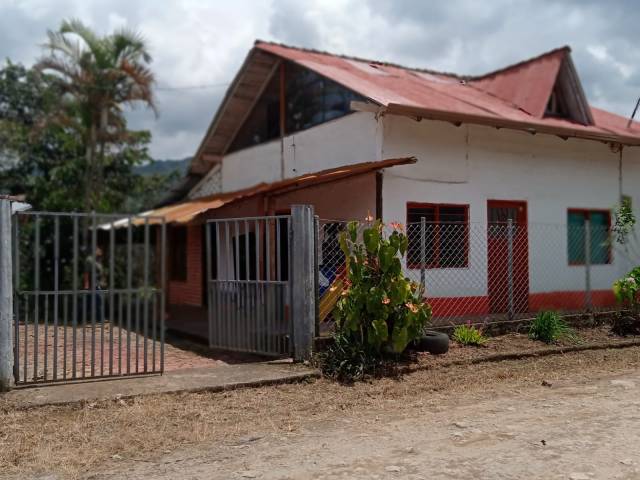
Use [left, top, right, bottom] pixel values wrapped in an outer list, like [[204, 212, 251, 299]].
[[35, 18, 157, 212]]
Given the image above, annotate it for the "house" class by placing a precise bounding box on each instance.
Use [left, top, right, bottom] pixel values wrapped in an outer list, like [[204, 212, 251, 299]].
[[145, 41, 640, 337]]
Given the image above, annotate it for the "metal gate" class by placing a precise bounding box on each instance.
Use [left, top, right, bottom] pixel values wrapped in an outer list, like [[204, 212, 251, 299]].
[[205, 216, 291, 356], [12, 211, 166, 385]]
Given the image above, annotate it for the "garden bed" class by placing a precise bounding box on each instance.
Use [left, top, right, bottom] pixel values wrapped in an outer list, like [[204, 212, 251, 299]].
[[412, 324, 640, 370]]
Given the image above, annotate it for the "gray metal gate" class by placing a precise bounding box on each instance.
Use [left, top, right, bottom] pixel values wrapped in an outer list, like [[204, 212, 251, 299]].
[[205, 216, 291, 356], [12, 211, 166, 385]]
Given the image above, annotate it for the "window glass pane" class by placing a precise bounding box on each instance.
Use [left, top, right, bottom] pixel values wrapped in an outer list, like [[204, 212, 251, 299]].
[[406, 204, 468, 268], [407, 206, 436, 266], [439, 222, 467, 268], [285, 62, 364, 134], [568, 211, 585, 264]]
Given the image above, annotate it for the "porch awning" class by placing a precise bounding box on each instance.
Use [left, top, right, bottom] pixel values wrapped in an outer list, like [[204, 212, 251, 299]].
[[102, 156, 415, 229]]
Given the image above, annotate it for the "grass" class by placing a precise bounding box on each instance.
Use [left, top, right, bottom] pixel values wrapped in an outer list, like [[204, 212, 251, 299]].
[[529, 311, 575, 344], [2, 345, 640, 479]]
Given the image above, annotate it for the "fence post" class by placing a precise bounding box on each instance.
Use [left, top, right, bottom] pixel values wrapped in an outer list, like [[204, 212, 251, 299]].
[[0, 199, 14, 391], [585, 218, 592, 311], [313, 216, 320, 338], [507, 218, 514, 321], [291, 205, 315, 361], [420, 217, 426, 293]]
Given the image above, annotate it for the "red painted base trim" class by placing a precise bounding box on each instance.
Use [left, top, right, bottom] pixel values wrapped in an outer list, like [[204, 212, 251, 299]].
[[426, 289, 616, 318], [528, 290, 616, 311], [426, 296, 490, 317]]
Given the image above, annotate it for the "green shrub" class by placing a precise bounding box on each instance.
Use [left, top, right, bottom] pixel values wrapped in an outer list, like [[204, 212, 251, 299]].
[[529, 311, 573, 344], [334, 220, 432, 355], [452, 322, 486, 346]]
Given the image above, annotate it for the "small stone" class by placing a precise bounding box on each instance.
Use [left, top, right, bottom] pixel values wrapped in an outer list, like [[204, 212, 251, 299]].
[[385, 466, 402, 473], [620, 459, 633, 466], [611, 379, 636, 389], [112, 454, 122, 460], [569, 473, 590, 480], [239, 471, 260, 478], [405, 447, 416, 454], [451, 432, 464, 438], [453, 421, 469, 429], [541, 380, 553, 387]]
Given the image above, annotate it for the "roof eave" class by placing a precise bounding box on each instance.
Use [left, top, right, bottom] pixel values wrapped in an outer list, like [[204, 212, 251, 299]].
[[386, 103, 640, 147]]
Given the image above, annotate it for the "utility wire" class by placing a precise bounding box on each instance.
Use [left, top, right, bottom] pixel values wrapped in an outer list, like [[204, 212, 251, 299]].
[[156, 82, 230, 91]]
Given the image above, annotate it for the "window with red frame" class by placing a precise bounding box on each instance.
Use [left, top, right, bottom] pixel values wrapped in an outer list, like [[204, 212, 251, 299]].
[[406, 203, 469, 269]]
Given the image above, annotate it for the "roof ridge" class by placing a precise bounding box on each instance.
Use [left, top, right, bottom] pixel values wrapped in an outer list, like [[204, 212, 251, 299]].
[[471, 45, 571, 81], [254, 39, 465, 79]]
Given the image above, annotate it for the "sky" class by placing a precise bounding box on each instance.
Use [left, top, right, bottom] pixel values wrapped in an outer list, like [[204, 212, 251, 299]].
[[1, 0, 639, 160]]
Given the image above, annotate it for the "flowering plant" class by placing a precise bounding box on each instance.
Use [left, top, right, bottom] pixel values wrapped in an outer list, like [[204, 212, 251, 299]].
[[334, 220, 432, 353], [613, 266, 640, 313]]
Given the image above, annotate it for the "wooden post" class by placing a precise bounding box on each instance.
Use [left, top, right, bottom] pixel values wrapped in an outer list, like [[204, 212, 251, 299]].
[[291, 205, 315, 361], [0, 199, 14, 391]]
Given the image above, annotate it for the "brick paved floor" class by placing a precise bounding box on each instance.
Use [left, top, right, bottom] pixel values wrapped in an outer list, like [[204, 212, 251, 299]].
[[14, 322, 231, 384]]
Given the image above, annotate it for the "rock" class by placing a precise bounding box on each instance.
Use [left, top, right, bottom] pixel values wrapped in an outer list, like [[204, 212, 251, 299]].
[[385, 465, 403, 473], [620, 459, 634, 466], [610, 379, 636, 389], [541, 380, 553, 387], [112, 454, 122, 460], [453, 421, 469, 429], [569, 473, 590, 480]]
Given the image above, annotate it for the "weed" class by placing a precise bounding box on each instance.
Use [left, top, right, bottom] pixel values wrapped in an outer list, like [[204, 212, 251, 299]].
[[529, 311, 574, 344], [452, 322, 486, 346]]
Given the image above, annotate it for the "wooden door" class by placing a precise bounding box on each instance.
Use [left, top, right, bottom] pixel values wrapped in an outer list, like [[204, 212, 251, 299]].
[[487, 200, 529, 314]]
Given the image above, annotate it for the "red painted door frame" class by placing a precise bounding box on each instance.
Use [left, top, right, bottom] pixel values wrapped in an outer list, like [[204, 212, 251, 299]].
[[487, 200, 529, 314]]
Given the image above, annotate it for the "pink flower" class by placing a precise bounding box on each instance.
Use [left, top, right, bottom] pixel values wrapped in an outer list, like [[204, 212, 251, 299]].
[[390, 221, 404, 232], [405, 302, 419, 313], [382, 297, 390, 305]]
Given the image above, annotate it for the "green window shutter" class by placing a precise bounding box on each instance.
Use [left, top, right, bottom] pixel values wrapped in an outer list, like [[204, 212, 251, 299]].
[[589, 211, 610, 264], [568, 211, 585, 264]]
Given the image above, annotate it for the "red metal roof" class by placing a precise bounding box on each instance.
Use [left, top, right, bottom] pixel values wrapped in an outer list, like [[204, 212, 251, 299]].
[[255, 41, 640, 145]]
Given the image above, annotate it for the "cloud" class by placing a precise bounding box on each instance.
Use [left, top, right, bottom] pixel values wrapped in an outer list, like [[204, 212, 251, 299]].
[[1, 0, 639, 159]]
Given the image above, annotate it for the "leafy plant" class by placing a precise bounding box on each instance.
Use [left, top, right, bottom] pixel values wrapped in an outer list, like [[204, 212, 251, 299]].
[[452, 322, 486, 346], [613, 266, 640, 314], [316, 332, 384, 382], [529, 311, 574, 344], [334, 220, 432, 355]]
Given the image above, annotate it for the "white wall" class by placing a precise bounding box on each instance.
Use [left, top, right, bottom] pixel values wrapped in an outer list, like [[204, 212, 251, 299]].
[[192, 112, 382, 196], [381, 114, 640, 298]]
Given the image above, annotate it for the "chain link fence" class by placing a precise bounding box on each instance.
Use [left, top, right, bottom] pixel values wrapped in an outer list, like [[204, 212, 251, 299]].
[[316, 218, 632, 333]]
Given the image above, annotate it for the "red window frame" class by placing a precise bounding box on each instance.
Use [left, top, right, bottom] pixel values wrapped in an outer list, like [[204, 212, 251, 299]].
[[567, 208, 612, 266], [406, 202, 470, 269]]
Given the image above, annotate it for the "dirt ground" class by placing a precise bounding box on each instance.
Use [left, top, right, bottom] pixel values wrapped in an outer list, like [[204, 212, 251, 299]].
[[2, 345, 640, 479]]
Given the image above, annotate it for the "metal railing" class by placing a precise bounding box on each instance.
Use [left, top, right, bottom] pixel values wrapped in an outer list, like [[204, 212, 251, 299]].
[[206, 216, 292, 356], [12, 211, 166, 384], [316, 218, 629, 331]]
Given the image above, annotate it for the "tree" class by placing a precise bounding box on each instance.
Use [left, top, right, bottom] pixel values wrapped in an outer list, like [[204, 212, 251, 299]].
[[35, 18, 157, 212], [0, 61, 170, 213]]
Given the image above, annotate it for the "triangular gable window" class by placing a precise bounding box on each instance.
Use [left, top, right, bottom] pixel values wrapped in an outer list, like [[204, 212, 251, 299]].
[[543, 57, 593, 125], [228, 62, 364, 153]]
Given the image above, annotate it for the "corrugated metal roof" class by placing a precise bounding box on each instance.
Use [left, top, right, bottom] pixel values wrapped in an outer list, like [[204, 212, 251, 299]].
[[254, 41, 640, 145], [120, 157, 415, 227]]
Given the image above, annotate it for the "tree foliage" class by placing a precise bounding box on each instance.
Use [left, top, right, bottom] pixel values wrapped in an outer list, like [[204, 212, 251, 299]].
[[0, 21, 172, 213]]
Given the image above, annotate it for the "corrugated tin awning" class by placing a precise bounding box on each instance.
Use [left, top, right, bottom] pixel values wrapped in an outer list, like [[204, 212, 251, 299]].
[[107, 157, 415, 228]]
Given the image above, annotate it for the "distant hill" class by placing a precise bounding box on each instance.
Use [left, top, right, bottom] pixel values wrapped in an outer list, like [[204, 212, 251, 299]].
[[135, 157, 190, 177]]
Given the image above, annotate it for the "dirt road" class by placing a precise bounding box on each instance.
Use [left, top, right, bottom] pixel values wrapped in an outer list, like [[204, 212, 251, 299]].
[[87, 370, 640, 479]]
